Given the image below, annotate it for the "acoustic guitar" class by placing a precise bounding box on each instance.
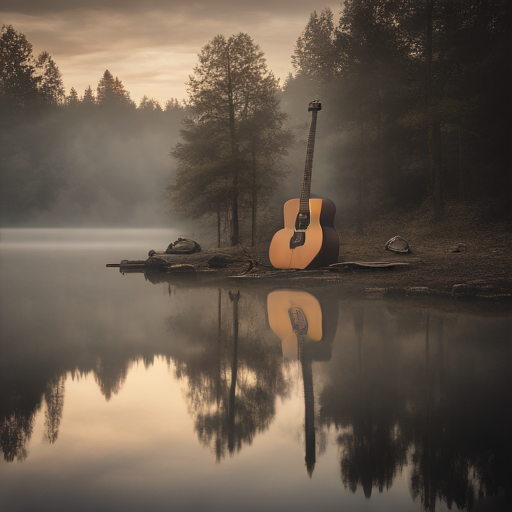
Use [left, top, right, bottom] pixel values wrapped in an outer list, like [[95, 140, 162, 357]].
[[269, 100, 339, 269]]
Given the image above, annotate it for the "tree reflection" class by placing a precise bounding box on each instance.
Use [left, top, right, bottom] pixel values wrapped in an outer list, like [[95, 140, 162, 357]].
[[93, 357, 130, 402], [318, 304, 511, 510], [0, 363, 52, 462], [0, 411, 34, 462], [408, 312, 511, 511], [0, 281, 510, 512], [43, 375, 65, 444], [167, 288, 288, 461], [323, 305, 408, 497]]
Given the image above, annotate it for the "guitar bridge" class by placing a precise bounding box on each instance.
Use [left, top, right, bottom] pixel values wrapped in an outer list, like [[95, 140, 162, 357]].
[[290, 231, 306, 249]]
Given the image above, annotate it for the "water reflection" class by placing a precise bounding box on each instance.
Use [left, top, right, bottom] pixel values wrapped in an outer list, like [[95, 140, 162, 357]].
[[1, 266, 511, 510], [166, 288, 288, 461], [267, 289, 338, 476], [318, 303, 511, 511]]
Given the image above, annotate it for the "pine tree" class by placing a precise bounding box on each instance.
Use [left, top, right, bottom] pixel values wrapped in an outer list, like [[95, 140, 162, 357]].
[[168, 33, 292, 246], [35, 51, 65, 105], [139, 95, 162, 111], [66, 87, 79, 107], [292, 8, 339, 82], [96, 70, 134, 108], [0, 25, 39, 108], [165, 98, 183, 111], [82, 85, 95, 106]]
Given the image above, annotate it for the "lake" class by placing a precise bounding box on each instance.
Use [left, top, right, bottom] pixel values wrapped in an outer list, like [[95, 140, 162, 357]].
[[0, 228, 510, 512]]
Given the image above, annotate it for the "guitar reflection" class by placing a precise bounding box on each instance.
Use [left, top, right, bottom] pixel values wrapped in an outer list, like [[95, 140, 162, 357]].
[[267, 289, 338, 476]]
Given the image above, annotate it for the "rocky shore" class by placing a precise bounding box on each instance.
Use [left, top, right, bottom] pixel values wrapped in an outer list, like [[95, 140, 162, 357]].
[[109, 230, 512, 303]]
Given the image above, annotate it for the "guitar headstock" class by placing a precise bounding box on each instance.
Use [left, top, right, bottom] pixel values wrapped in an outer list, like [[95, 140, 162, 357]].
[[308, 100, 322, 112]]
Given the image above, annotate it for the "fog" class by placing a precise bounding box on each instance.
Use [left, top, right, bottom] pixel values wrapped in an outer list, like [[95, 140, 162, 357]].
[[1, 1, 510, 242], [0, 103, 186, 228]]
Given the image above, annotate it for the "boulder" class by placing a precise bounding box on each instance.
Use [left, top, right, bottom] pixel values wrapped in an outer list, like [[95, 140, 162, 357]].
[[385, 236, 411, 253], [165, 238, 202, 254]]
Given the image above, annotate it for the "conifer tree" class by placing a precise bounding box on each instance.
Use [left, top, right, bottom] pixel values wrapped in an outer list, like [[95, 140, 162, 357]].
[[292, 8, 339, 82], [0, 25, 39, 107], [168, 33, 292, 246], [97, 70, 134, 107], [82, 85, 95, 106], [66, 87, 79, 107], [36, 51, 65, 105], [139, 95, 162, 111]]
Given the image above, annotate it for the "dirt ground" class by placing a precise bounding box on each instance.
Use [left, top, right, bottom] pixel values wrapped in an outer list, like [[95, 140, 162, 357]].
[[249, 211, 512, 305], [333, 222, 512, 294]]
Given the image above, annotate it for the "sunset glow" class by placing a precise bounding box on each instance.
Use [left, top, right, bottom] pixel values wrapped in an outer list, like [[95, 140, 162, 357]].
[[1, 1, 342, 104]]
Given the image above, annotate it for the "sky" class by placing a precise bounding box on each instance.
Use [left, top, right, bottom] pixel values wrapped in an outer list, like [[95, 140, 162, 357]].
[[1, 0, 343, 106]]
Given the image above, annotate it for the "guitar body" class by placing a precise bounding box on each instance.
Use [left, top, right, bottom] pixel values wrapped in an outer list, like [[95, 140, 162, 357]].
[[266, 289, 339, 361], [267, 289, 323, 360], [269, 197, 339, 269]]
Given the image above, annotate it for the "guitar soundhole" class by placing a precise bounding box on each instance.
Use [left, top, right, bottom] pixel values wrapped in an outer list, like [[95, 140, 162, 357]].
[[290, 231, 306, 249], [295, 212, 310, 230]]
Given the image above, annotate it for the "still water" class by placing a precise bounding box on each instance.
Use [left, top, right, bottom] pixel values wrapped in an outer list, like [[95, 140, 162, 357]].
[[0, 228, 510, 512]]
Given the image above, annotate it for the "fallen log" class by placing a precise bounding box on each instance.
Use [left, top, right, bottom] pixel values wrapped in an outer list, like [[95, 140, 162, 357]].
[[328, 261, 412, 271]]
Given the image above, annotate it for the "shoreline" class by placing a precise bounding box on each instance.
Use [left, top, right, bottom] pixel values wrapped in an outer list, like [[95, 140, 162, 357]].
[[110, 243, 512, 309]]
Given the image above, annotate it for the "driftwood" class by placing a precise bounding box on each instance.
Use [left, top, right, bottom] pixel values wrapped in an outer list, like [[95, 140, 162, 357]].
[[328, 261, 411, 271], [108, 246, 415, 276]]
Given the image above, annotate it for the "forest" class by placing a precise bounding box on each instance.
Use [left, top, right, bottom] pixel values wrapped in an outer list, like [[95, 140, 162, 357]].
[[0, 24, 186, 227], [1, 0, 510, 243]]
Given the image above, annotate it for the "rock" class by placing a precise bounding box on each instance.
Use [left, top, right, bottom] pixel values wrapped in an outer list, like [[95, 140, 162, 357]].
[[165, 238, 202, 254], [447, 243, 466, 253], [208, 254, 235, 268], [385, 236, 411, 253]]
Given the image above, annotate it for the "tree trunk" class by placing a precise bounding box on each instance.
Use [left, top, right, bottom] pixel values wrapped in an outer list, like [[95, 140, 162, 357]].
[[458, 126, 463, 198], [228, 291, 240, 454], [376, 87, 383, 178], [226, 55, 240, 246], [425, 0, 443, 215], [216, 289, 222, 407], [251, 143, 257, 248], [359, 103, 365, 234], [217, 207, 221, 248]]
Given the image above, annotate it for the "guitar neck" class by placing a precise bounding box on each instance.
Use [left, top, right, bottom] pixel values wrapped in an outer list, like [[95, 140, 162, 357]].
[[299, 104, 320, 213]]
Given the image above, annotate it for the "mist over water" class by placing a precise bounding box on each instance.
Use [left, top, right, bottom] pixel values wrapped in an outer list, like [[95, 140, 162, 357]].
[[0, 227, 182, 252]]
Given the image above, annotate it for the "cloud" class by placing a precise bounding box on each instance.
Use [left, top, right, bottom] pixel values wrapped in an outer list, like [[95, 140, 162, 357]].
[[3, 0, 342, 17], [1, 1, 342, 103]]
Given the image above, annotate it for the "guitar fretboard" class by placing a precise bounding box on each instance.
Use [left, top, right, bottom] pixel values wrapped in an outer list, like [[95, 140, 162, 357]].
[[299, 108, 319, 214]]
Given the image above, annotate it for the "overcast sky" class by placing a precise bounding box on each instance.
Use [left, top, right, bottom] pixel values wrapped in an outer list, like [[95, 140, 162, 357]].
[[1, 0, 342, 106]]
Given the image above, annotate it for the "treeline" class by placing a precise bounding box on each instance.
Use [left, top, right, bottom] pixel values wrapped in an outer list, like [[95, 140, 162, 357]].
[[283, 0, 511, 230], [0, 24, 185, 226], [2, 0, 511, 233]]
